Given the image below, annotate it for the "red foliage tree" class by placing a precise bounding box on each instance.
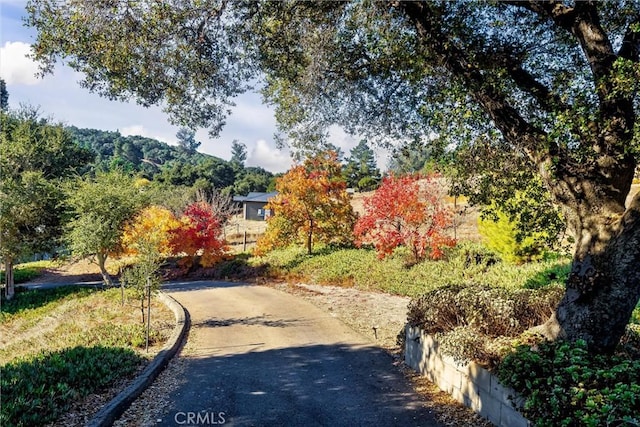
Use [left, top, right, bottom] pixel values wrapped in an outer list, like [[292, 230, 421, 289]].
[[354, 173, 455, 262], [170, 201, 228, 268]]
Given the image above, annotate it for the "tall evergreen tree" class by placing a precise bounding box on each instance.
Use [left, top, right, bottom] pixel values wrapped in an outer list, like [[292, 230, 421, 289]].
[[176, 127, 201, 152], [343, 140, 381, 191], [230, 140, 247, 169], [0, 78, 8, 111]]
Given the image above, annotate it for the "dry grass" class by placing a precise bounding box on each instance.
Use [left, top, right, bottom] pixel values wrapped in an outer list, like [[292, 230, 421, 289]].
[[0, 287, 174, 366]]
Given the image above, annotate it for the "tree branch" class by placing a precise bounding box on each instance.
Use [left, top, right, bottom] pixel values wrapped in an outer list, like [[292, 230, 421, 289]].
[[399, 1, 552, 166], [618, 19, 640, 61]]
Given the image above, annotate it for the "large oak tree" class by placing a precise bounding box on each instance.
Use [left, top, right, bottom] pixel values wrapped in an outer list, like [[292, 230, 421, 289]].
[[26, 1, 640, 352]]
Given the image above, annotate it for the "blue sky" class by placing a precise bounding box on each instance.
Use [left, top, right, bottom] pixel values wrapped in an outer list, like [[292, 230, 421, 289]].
[[0, 0, 386, 173]]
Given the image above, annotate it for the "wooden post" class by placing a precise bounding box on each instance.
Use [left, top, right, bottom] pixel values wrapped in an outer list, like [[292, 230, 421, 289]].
[[243, 231, 247, 252]]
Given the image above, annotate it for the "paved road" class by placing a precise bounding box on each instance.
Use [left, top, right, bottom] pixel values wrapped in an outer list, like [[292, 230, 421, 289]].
[[157, 281, 440, 427]]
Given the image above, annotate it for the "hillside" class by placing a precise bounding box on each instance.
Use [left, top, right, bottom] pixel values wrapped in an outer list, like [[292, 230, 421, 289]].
[[66, 126, 274, 195]]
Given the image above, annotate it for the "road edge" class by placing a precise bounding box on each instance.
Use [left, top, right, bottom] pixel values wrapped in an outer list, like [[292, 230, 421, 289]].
[[87, 292, 190, 427]]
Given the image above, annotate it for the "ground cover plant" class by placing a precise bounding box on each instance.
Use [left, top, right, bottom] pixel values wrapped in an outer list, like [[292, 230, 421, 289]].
[[497, 340, 640, 427], [1, 346, 143, 426], [0, 285, 173, 426]]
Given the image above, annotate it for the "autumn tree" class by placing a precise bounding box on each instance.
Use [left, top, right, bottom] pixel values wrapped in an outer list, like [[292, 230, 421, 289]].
[[170, 201, 228, 269], [355, 174, 455, 263], [257, 151, 356, 255], [192, 188, 238, 227], [121, 205, 180, 258], [65, 170, 145, 286], [26, 1, 640, 351]]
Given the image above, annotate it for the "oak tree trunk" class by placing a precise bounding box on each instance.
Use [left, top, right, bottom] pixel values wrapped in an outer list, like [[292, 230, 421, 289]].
[[540, 177, 640, 353]]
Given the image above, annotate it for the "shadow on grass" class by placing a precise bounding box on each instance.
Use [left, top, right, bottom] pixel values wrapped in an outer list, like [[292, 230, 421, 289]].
[[522, 261, 572, 289], [0, 286, 96, 317], [167, 253, 273, 282], [0, 345, 144, 427]]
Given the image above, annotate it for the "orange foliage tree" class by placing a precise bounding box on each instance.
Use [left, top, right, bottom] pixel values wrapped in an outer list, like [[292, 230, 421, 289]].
[[170, 201, 229, 268], [121, 205, 180, 257], [354, 173, 455, 262], [256, 151, 356, 255]]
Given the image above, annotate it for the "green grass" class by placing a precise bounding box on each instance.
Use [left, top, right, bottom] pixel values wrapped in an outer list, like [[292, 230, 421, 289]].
[[248, 242, 572, 298], [1, 286, 173, 426], [0, 260, 58, 284]]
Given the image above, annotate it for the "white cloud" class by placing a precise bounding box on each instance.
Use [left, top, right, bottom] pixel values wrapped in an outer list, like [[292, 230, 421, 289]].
[[0, 41, 41, 85], [120, 124, 174, 145], [246, 139, 292, 173]]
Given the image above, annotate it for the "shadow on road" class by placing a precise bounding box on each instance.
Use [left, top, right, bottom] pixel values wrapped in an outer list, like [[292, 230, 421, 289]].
[[161, 280, 250, 293], [158, 343, 440, 427], [194, 316, 304, 329]]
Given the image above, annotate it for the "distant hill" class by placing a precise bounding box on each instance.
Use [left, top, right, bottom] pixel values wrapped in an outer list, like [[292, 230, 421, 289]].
[[67, 126, 274, 195]]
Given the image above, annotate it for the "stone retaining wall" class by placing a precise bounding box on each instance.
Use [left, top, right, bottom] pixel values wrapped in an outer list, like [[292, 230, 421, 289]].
[[405, 325, 529, 427]]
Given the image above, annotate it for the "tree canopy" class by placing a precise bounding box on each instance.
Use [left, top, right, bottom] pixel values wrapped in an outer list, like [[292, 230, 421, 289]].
[[65, 170, 145, 286], [343, 139, 381, 191], [25, 1, 640, 351], [0, 107, 93, 298]]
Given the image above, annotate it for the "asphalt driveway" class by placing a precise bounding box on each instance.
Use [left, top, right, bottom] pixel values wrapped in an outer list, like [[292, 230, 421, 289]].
[[156, 281, 440, 427]]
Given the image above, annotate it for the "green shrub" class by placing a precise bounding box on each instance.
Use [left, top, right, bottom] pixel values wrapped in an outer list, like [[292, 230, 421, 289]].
[[406, 284, 564, 364], [437, 326, 495, 364], [478, 210, 549, 264], [0, 346, 143, 426], [407, 284, 564, 338], [497, 340, 640, 427]]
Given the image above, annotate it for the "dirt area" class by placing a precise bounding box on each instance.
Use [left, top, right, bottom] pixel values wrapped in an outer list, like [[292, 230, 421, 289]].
[[28, 261, 489, 426]]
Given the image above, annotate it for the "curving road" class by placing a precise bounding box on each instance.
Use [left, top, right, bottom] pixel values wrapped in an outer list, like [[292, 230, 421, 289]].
[[157, 281, 441, 427]]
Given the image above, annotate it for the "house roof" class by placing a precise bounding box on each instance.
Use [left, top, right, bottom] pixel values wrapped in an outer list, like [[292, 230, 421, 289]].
[[232, 191, 278, 203]]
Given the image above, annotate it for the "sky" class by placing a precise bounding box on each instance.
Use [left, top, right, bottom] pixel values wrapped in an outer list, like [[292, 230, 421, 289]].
[[0, 0, 390, 174]]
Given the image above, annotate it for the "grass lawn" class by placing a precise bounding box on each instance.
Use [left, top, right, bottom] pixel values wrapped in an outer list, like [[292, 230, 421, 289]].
[[247, 242, 573, 297], [0, 285, 174, 426], [0, 260, 59, 285]]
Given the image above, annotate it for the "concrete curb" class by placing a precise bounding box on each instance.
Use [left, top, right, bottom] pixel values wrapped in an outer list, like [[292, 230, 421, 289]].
[[88, 292, 190, 427]]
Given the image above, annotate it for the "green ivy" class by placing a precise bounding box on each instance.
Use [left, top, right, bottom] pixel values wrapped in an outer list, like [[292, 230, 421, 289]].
[[0, 346, 143, 426], [497, 340, 640, 427]]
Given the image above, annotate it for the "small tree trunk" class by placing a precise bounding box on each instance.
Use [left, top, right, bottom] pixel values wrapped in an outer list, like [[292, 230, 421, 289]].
[[146, 277, 151, 352], [4, 258, 15, 300], [140, 295, 145, 324], [95, 252, 113, 287], [307, 219, 313, 255]]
